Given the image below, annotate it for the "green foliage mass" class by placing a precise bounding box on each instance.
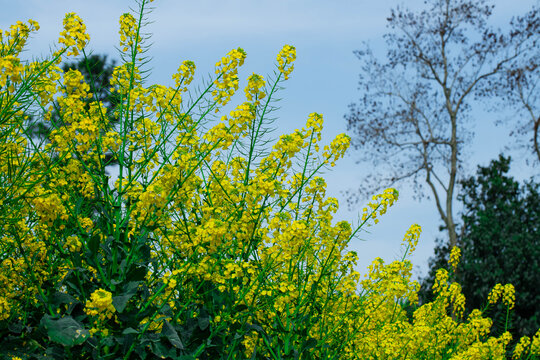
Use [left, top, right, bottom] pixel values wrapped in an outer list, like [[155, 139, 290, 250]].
[[421, 155, 540, 341]]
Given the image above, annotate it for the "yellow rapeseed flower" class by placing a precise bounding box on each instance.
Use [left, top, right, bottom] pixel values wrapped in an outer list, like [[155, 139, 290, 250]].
[[502, 283, 515, 309], [85, 289, 116, 322], [277, 44, 296, 80], [244, 73, 266, 106], [513, 336, 531, 359], [488, 283, 504, 305], [212, 47, 246, 108], [119, 13, 142, 53], [402, 224, 422, 255], [58, 13, 90, 56], [449, 246, 461, 272]]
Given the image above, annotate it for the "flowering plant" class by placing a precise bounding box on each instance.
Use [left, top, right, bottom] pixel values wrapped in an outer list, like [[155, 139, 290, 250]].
[[0, 1, 538, 359]]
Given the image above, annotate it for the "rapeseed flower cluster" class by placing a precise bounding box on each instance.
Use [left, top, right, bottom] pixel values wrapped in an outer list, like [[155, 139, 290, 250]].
[[119, 13, 142, 53], [64, 235, 82, 252], [0, 19, 39, 55], [0, 55, 23, 90], [0, 1, 538, 358], [277, 44, 296, 80], [0, 296, 10, 321], [0, 19, 39, 93], [110, 61, 142, 94], [361, 187, 399, 223], [449, 246, 461, 272], [488, 283, 516, 309], [402, 223, 421, 255], [84, 289, 116, 321], [213, 47, 246, 107], [58, 13, 90, 56], [245, 73, 266, 106], [173, 59, 196, 90]]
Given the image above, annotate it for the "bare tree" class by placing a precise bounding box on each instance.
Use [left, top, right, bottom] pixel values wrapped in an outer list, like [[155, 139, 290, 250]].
[[491, 6, 539, 164], [345, 0, 531, 248]]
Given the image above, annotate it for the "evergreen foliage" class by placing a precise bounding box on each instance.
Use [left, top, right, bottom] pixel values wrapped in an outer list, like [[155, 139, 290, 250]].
[[421, 155, 540, 341]]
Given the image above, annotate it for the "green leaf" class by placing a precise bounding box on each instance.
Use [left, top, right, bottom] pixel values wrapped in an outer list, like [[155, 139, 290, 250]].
[[122, 327, 139, 335], [113, 294, 134, 313], [40, 314, 89, 347], [300, 337, 318, 353], [124, 280, 142, 294], [197, 315, 209, 331], [179, 318, 197, 341], [234, 304, 248, 313], [151, 341, 175, 358], [161, 321, 184, 349], [127, 265, 148, 282], [50, 291, 77, 306], [246, 324, 264, 333], [87, 233, 100, 256]]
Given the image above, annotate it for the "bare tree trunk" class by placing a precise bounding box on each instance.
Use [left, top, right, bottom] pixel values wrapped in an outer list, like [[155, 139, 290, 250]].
[[447, 111, 458, 249], [446, 210, 458, 249], [534, 116, 540, 163]]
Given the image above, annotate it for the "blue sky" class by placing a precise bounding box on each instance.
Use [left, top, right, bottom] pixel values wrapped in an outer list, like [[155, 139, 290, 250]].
[[2, 0, 537, 280]]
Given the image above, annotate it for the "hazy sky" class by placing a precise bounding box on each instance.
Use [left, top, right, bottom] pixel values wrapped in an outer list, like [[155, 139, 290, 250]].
[[2, 0, 537, 280]]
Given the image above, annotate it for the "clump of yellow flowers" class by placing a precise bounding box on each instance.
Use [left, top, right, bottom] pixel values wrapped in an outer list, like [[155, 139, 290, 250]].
[[0, 0, 538, 358], [85, 289, 116, 321], [85, 289, 116, 336]]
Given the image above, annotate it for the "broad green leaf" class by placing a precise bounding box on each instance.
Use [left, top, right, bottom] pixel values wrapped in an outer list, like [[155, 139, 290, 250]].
[[161, 320, 184, 349], [40, 314, 89, 347]]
